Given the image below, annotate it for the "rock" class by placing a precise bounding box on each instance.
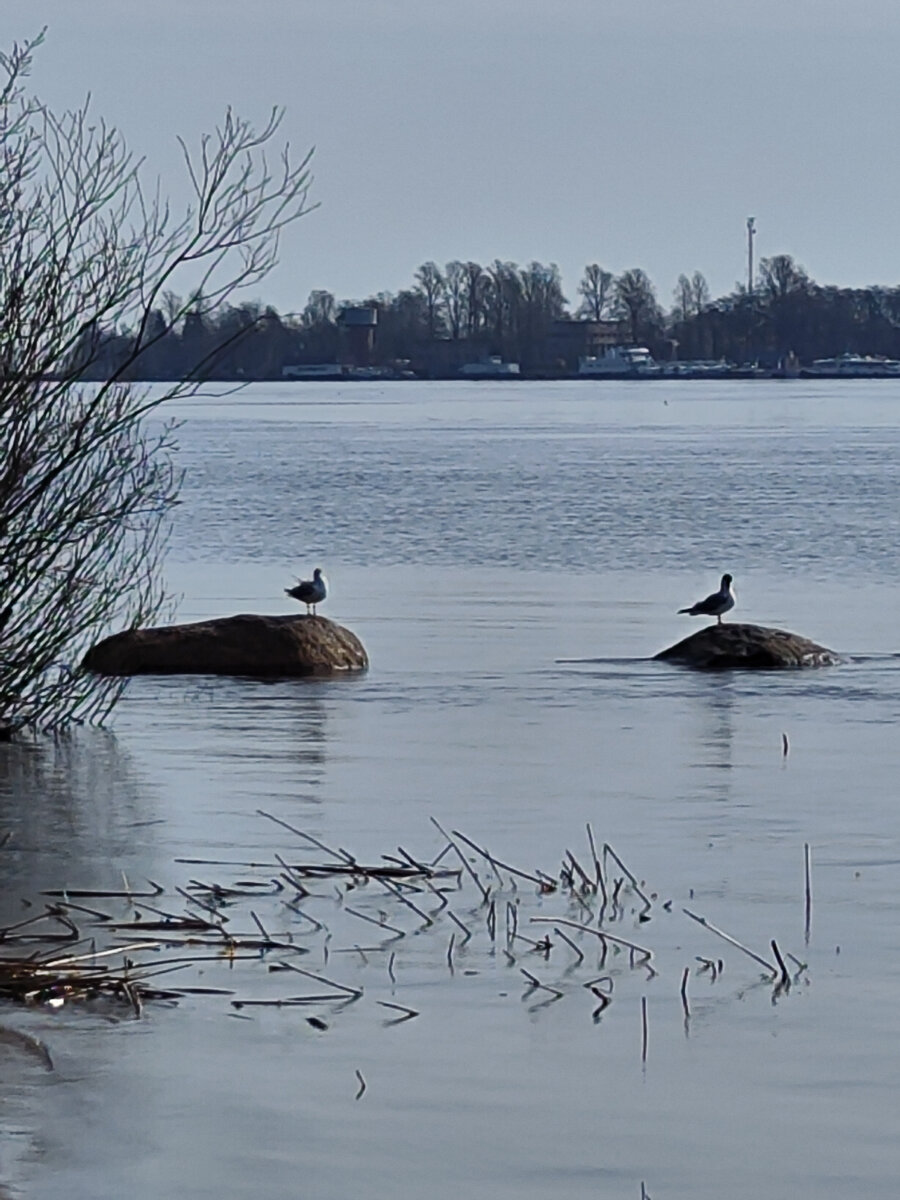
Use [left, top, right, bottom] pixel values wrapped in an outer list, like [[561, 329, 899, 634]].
[[83, 614, 368, 678], [654, 622, 839, 670]]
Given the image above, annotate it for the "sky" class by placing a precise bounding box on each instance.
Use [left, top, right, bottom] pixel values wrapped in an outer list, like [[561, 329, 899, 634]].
[[9, 0, 900, 315]]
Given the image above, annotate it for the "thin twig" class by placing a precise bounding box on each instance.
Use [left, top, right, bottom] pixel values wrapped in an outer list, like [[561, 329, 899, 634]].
[[270, 962, 362, 998], [257, 810, 356, 866], [553, 926, 584, 965], [586, 822, 607, 904], [275, 853, 310, 898], [284, 901, 325, 933], [531, 917, 653, 964], [603, 844, 652, 915], [683, 908, 778, 977], [520, 968, 563, 999], [451, 828, 546, 888], [430, 842, 453, 868], [429, 818, 490, 903], [344, 907, 406, 939], [565, 850, 595, 894], [804, 842, 812, 944], [771, 939, 790, 988], [378, 877, 433, 927], [680, 966, 690, 1019], [249, 911, 271, 943], [445, 909, 472, 943], [377, 1000, 419, 1022]]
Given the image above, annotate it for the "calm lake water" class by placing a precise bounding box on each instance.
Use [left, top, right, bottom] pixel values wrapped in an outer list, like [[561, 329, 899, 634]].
[[2, 380, 900, 1199]]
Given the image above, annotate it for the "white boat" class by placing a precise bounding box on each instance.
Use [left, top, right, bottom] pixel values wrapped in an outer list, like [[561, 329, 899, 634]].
[[282, 363, 346, 380], [459, 356, 520, 378], [578, 346, 659, 377], [805, 353, 900, 378], [659, 358, 733, 378]]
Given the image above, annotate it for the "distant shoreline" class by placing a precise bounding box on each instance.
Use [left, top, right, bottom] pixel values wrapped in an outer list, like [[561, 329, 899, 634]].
[[265, 371, 900, 383]]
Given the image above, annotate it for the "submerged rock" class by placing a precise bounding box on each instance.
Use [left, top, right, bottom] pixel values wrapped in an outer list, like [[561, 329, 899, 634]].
[[654, 622, 839, 670], [83, 614, 368, 678]]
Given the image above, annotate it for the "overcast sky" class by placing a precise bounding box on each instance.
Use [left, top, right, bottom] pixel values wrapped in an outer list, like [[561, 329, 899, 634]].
[[11, 0, 900, 314]]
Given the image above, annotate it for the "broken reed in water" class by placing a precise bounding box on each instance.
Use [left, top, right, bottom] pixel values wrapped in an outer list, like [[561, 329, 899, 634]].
[[0, 817, 809, 1052]]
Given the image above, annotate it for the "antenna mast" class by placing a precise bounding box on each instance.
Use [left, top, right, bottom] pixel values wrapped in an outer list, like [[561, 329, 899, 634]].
[[746, 216, 756, 295]]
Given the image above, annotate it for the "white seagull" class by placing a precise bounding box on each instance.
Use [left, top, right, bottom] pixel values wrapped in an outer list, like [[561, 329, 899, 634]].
[[678, 573, 735, 625], [285, 567, 327, 615]]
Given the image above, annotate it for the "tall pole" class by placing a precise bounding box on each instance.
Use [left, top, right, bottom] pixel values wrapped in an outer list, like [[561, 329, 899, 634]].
[[747, 216, 756, 296]]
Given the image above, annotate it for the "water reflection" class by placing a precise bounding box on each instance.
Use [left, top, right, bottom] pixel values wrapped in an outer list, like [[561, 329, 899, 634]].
[[0, 732, 163, 1197], [689, 673, 736, 776], [289, 695, 328, 773], [115, 678, 333, 792], [0, 732, 158, 916]]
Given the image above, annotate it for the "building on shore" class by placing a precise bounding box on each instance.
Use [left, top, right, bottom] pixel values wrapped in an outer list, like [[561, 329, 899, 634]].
[[337, 306, 378, 367]]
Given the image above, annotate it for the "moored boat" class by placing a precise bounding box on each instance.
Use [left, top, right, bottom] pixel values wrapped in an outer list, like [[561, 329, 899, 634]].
[[578, 346, 659, 377], [803, 353, 900, 378], [459, 356, 521, 379]]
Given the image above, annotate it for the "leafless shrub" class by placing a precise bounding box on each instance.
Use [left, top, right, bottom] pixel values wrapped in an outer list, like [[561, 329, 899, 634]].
[[0, 32, 314, 732]]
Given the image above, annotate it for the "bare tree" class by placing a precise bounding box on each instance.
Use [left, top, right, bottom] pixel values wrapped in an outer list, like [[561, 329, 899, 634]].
[[690, 271, 710, 314], [614, 268, 663, 346], [373, 289, 431, 359], [518, 261, 566, 364], [0, 33, 314, 734], [443, 260, 466, 340], [463, 262, 484, 338], [483, 260, 523, 354], [577, 263, 614, 321], [673, 274, 694, 323], [673, 271, 711, 323], [302, 290, 337, 328], [759, 254, 809, 301], [757, 254, 811, 358], [413, 261, 446, 340]]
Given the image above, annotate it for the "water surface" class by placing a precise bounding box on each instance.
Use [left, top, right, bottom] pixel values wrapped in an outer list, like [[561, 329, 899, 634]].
[[2, 380, 900, 1199]]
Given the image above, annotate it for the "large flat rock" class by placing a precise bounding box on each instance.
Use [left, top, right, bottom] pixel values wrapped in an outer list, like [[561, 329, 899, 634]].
[[83, 614, 368, 678], [654, 622, 840, 670]]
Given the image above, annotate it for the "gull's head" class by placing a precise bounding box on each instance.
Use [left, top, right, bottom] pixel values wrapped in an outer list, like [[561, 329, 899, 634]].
[[721, 573, 733, 589]]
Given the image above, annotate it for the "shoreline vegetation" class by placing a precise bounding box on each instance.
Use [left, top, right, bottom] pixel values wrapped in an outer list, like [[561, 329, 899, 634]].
[[0, 33, 312, 735], [0, 812, 808, 1039], [61, 255, 900, 384]]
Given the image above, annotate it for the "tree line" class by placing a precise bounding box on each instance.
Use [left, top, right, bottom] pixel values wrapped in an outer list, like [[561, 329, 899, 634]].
[[69, 253, 900, 380]]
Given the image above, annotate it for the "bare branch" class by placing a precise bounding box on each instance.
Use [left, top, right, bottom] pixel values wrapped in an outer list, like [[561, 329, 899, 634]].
[[0, 37, 313, 732]]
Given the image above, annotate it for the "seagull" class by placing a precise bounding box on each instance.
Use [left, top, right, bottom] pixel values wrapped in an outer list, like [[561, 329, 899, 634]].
[[678, 573, 735, 625], [285, 567, 327, 615]]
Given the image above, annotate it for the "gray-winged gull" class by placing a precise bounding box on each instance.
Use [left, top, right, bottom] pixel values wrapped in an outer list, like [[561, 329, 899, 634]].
[[678, 574, 735, 624], [285, 567, 327, 615]]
